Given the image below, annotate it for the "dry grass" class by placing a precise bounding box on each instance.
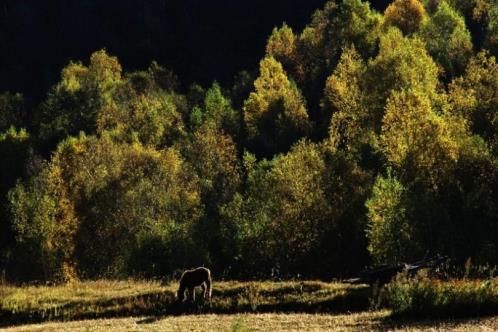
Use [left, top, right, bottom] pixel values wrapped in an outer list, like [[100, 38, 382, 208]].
[[2, 311, 498, 332], [0, 280, 369, 327], [1, 279, 497, 331], [0, 279, 168, 311]]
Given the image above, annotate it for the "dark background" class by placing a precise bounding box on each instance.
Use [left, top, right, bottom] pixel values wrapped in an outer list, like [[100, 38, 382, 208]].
[[0, 1, 391, 104]]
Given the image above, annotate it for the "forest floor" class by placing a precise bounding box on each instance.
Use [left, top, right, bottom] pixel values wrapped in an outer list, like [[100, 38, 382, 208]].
[[1, 280, 496, 331]]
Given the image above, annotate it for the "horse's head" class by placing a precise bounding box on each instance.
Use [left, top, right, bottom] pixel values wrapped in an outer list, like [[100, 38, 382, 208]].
[[176, 286, 185, 302]]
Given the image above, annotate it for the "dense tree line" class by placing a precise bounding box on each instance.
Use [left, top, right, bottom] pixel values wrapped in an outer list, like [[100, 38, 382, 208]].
[[1, 0, 497, 282]]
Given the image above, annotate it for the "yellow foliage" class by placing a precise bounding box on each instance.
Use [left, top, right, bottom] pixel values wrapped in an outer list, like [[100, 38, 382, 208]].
[[384, 0, 427, 35], [380, 90, 458, 186], [244, 57, 310, 154]]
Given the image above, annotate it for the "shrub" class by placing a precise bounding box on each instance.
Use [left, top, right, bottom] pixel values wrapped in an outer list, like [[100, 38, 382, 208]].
[[385, 272, 498, 318]]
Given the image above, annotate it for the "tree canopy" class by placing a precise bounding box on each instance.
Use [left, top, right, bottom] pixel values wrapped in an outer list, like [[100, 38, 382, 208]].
[[1, 0, 497, 281]]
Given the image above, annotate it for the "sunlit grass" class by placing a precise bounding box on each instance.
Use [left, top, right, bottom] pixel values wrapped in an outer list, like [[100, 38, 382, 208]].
[[3, 311, 498, 332], [0, 280, 370, 327], [1, 278, 497, 330]]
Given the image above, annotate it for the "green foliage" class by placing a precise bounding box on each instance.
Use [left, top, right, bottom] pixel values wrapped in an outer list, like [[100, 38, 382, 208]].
[[386, 273, 498, 317], [37, 50, 122, 144], [8, 167, 59, 280], [287, 0, 381, 90], [384, 0, 427, 35], [302, 0, 381, 61], [366, 172, 413, 265], [98, 91, 186, 147], [367, 28, 440, 119], [2, 0, 498, 282], [0, 128, 32, 277], [325, 47, 371, 154], [0, 127, 31, 198], [380, 90, 457, 185], [449, 51, 498, 153], [473, 0, 498, 56], [198, 82, 239, 136], [185, 123, 241, 269], [221, 141, 371, 277], [0, 93, 26, 132], [419, 1, 473, 78], [266, 23, 297, 74], [221, 142, 330, 275], [9, 134, 203, 279]]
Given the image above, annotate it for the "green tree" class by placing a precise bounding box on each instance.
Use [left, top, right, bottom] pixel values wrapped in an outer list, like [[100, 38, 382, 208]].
[[221, 140, 372, 277], [0, 128, 31, 277], [473, 0, 498, 56], [367, 28, 440, 128], [8, 166, 59, 280], [419, 1, 473, 78], [185, 123, 241, 269], [190, 82, 239, 137], [9, 133, 203, 279], [243, 57, 311, 157], [266, 23, 297, 76], [0, 93, 26, 132], [221, 142, 329, 275], [98, 91, 186, 148], [366, 172, 413, 265], [449, 51, 498, 154], [325, 47, 371, 155], [37, 50, 122, 146]]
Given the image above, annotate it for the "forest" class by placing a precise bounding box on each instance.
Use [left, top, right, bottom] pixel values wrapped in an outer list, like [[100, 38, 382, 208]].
[[0, 0, 497, 283]]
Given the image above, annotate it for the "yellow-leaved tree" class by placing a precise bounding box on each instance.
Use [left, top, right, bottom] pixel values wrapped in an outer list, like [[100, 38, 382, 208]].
[[244, 57, 311, 156]]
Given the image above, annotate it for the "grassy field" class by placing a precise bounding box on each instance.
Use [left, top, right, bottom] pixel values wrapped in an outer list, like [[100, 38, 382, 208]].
[[2, 311, 498, 331], [1, 279, 497, 331], [0, 280, 370, 327]]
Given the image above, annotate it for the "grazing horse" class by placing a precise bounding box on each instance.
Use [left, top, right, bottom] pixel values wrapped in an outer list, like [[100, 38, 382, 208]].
[[177, 267, 212, 302]]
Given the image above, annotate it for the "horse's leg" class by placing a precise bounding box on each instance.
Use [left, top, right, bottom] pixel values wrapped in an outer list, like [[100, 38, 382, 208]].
[[189, 287, 195, 301], [206, 274, 212, 301], [201, 282, 207, 299]]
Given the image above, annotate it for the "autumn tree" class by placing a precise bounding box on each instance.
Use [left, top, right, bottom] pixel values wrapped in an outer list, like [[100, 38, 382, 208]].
[[380, 90, 458, 186], [279, 0, 381, 131], [419, 1, 473, 78], [97, 90, 186, 148], [220, 141, 330, 276], [449, 51, 498, 154], [367, 28, 440, 127], [9, 133, 203, 279], [384, 0, 427, 35], [243, 57, 311, 157], [185, 122, 241, 269], [473, 0, 498, 56], [36, 50, 122, 146], [324, 47, 371, 155], [266, 23, 297, 77], [8, 166, 59, 280]]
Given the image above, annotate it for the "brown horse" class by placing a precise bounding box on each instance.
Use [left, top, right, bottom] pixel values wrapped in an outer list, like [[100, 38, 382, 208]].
[[177, 267, 212, 302]]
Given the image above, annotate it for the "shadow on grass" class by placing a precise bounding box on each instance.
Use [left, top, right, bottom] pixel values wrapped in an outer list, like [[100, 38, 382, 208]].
[[0, 285, 372, 327]]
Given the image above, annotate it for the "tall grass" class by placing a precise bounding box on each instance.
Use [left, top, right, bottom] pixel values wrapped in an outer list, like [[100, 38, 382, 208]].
[[385, 272, 498, 318]]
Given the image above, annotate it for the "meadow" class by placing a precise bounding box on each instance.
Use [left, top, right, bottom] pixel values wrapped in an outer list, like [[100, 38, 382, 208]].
[[1, 279, 497, 331]]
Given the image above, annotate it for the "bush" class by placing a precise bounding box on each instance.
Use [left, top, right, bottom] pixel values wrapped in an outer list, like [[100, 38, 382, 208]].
[[385, 272, 498, 318]]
